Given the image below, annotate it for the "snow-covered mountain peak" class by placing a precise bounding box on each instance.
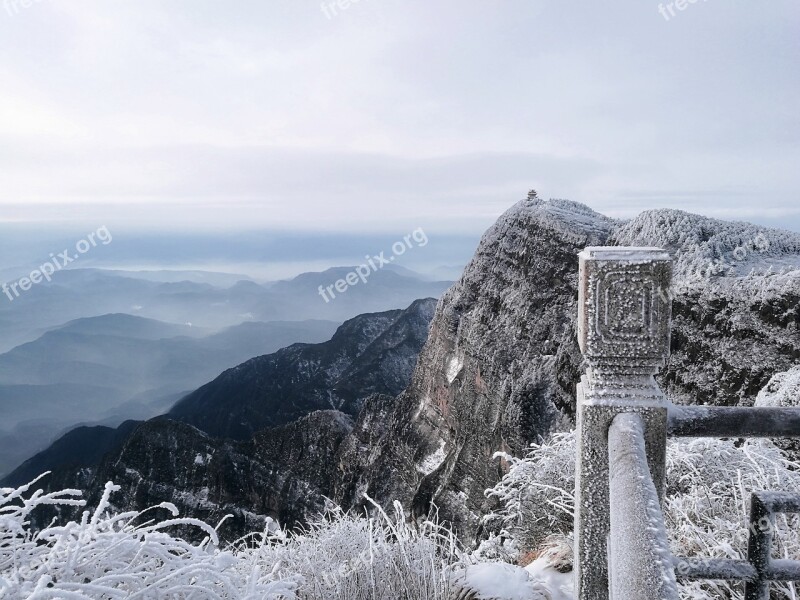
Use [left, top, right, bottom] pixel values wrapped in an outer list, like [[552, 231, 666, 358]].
[[612, 208, 800, 279], [499, 196, 617, 239]]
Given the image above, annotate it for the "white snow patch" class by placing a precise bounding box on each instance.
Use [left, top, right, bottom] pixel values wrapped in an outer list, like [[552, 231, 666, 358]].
[[525, 556, 574, 600], [453, 563, 534, 600], [453, 561, 571, 600], [416, 440, 447, 475], [755, 365, 800, 408], [445, 354, 464, 384], [412, 394, 430, 421]]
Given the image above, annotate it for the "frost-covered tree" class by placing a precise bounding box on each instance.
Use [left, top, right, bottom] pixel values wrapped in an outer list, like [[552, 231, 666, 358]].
[[482, 426, 800, 600]]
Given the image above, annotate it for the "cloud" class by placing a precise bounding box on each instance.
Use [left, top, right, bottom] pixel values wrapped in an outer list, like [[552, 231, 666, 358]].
[[0, 0, 798, 233]]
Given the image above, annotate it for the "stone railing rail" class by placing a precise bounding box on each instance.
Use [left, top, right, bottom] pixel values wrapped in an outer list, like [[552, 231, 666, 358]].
[[574, 247, 800, 600]]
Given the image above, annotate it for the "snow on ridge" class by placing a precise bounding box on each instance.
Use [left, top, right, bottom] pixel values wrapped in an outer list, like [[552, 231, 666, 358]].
[[473, 197, 799, 284], [445, 354, 464, 384], [503, 196, 617, 236], [755, 365, 800, 408], [417, 440, 447, 475], [612, 208, 800, 280]]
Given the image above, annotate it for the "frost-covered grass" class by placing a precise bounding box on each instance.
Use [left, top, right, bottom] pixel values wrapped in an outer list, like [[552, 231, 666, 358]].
[[0, 475, 299, 599], [484, 431, 800, 600], [6, 400, 800, 599], [245, 499, 463, 600], [667, 437, 800, 600], [1, 477, 464, 599]]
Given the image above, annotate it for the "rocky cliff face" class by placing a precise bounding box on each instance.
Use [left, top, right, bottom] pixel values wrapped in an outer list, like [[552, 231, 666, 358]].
[[332, 198, 800, 539], [169, 298, 436, 439], [333, 199, 617, 534], [15, 198, 800, 544], [85, 411, 354, 539], [11, 298, 437, 538]]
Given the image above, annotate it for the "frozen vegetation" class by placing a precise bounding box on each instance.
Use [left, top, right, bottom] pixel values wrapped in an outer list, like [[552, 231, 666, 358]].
[[1, 476, 466, 599], [482, 375, 800, 599], [2, 200, 798, 599], [755, 365, 800, 409], [1, 475, 573, 599], [4, 375, 798, 599]]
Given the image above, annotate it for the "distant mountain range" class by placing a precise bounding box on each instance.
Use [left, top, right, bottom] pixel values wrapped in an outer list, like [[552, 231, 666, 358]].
[[4, 299, 438, 536], [0, 265, 452, 352], [0, 314, 339, 477], [170, 298, 437, 439], [0, 264, 451, 478]]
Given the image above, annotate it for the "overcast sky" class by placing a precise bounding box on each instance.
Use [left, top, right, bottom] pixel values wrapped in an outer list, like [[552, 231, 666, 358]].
[[1, 0, 798, 235]]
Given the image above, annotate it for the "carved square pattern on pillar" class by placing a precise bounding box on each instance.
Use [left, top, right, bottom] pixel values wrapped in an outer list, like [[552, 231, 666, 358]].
[[599, 272, 655, 342], [578, 247, 672, 362]]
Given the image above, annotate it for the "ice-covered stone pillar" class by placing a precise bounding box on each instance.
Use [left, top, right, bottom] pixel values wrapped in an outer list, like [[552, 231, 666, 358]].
[[574, 247, 673, 600]]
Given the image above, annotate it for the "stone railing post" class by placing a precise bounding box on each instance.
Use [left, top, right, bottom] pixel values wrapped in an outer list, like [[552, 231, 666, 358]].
[[574, 247, 673, 600]]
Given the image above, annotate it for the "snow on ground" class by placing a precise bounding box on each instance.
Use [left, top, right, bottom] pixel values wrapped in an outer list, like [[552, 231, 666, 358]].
[[526, 556, 574, 600], [452, 562, 544, 600], [451, 559, 573, 600]]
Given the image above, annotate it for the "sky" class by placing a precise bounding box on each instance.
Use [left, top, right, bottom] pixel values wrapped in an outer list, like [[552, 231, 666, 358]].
[[0, 0, 799, 239]]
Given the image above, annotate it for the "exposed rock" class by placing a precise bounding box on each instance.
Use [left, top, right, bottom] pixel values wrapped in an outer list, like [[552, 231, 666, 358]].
[[15, 198, 800, 545], [26, 411, 354, 540], [333, 198, 616, 535], [333, 199, 800, 540], [169, 298, 437, 439]]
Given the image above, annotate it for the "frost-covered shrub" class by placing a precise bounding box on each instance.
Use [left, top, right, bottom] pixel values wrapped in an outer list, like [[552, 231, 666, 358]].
[[482, 432, 575, 557], [1, 475, 464, 600], [754, 366, 800, 460], [667, 438, 800, 600], [249, 498, 464, 600], [484, 431, 800, 600], [610, 209, 800, 281], [756, 366, 800, 409]]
